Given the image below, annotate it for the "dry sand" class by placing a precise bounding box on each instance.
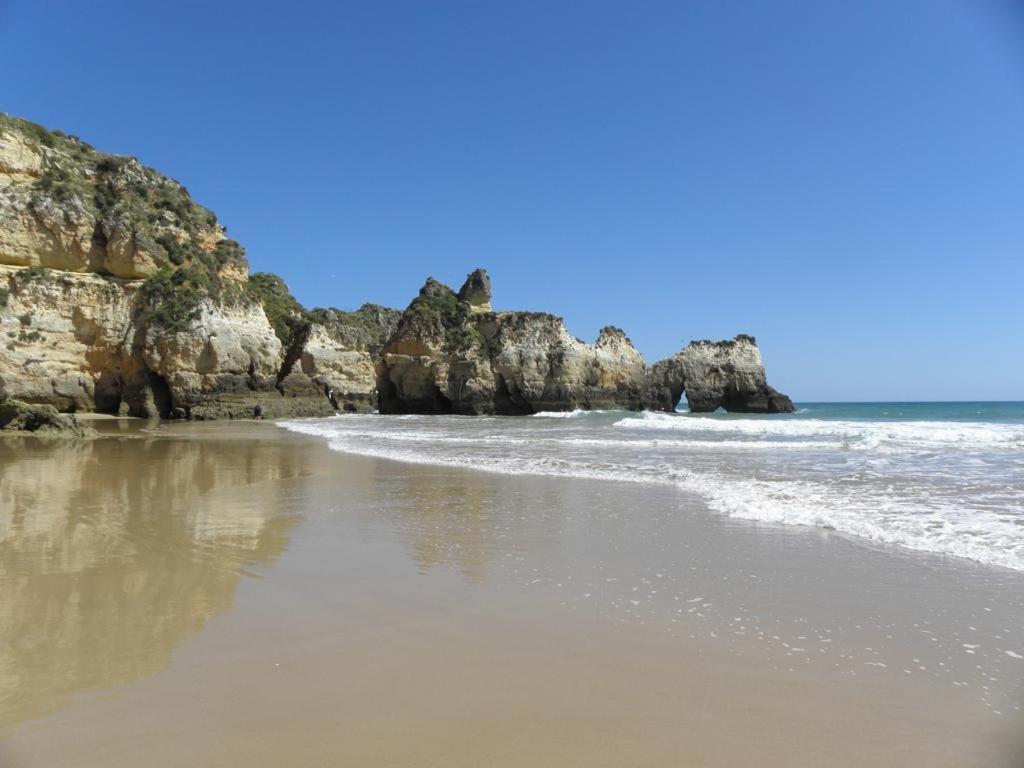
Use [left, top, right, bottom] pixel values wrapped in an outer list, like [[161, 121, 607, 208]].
[[1, 420, 1022, 767]]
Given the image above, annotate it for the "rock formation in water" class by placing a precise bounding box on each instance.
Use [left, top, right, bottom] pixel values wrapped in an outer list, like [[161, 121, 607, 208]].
[[0, 113, 793, 417], [0, 397, 96, 436], [644, 335, 795, 413]]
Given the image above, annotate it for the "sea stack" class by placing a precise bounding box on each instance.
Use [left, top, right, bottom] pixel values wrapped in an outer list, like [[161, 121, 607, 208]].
[[644, 335, 795, 413]]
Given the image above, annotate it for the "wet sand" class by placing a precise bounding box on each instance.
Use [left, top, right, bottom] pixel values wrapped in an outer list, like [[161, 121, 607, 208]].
[[1, 421, 1022, 767]]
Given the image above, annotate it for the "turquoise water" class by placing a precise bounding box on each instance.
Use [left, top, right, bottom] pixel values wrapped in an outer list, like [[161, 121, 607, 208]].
[[787, 401, 1024, 424], [281, 402, 1024, 571], [669, 401, 1024, 423]]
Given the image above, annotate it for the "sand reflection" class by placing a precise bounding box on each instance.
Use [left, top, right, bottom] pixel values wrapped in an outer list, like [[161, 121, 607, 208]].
[[360, 463, 574, 584], [0, 432, 302, 727]]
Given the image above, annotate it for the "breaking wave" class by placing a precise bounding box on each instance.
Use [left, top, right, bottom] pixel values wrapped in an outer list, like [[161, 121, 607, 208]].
[[279, 406, 1024, 572]]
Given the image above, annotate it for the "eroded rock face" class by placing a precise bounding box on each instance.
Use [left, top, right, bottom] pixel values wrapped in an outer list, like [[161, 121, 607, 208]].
[[484, 317, 645, 413], [0, 398, 96, 437], [0, 117, 227, 279], [377, 272, 647, 414], [0, 263, 334, 419], [138, 300, 287, 420], [0, 115, 348, 419], [0, 114, 793, 420], [644, 335, 794, 413], [0, 266, 137, 412], [294, 304, 403, 412], [457, 268, 493, 313]]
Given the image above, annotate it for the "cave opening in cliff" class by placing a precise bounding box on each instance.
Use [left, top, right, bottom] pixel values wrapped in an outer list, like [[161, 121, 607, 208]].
[[147, 371, 173, 419], [494, 374, 534, 416], [93, 371, 123, 415]]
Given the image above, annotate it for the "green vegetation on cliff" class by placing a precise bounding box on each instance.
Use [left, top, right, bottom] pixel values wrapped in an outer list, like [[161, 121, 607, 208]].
[[309, 304, 402, 353], [139, 240, 250, 333], [2, 114, 232, 280], [246, 273, 310, 345], [398, 279, 484, 355], [1, 115, 287, 336]]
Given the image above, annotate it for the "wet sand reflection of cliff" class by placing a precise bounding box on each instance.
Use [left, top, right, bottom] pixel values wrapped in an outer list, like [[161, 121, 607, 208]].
[[0, 432, 304, 728], [359, 460, 574, 584]]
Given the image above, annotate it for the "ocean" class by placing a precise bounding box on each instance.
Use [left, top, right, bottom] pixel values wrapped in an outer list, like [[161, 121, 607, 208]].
[[279, 402, 1024, 572]]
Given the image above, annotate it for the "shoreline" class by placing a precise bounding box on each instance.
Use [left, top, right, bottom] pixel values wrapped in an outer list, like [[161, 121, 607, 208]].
[[274, 410, 1024, 575], [2, 421, 1022, 766]]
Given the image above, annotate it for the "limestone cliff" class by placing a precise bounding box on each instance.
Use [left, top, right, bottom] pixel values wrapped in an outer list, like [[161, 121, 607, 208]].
[[378, 270, 647, 414], [0, 114, 333, 418], [0, 114, 225, 279], [0, 113, 793, 418], [644, 335, 795, 413], [484, 317, 645, 413], [294, 304, 403, 412]]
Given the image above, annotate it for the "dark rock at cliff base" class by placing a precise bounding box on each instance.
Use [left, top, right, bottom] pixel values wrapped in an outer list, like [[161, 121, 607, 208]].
[[643, 335, 795, 414], [0, 399, 97, 437], [731, 385, 795, 414]]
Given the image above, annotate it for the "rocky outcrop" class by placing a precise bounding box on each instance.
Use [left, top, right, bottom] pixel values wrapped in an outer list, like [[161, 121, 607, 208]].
[[291, 304, 403, 413], [0, 266, 137, 412], [0, 398, 96, 437], [375, 271, 794, 416], [644, 335, 795, 413], [0, 116, 226, 279], [378, 277, 494, 413], [457, 267, 492, 313], [0, 114, 793, 419], [483, 317, 645, 413], [0, 114, 337, 419], [378, 270, 647, 414]]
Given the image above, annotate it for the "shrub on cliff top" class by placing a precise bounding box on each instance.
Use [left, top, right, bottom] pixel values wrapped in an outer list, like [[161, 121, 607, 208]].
[[308, 304, 402, 353], [138, 235, 254, 332], [3, 113, 225, 274], [247, 272, 309, 346], [399, 279, 483, 355]]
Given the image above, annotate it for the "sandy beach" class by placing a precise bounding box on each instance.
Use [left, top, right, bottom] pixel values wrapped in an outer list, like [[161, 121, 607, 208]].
[[0, 420, 1020, 767]]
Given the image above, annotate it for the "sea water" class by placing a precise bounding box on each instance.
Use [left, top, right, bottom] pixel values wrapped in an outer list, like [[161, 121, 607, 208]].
[[279, 402, 1024, 571]]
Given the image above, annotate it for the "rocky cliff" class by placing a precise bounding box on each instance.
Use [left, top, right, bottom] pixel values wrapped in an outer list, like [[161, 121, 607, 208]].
[[0, 114, 793, 418], [377, 270, 647, 415], [0, 115, 342, 419], [644, 335, 795, 413], [291, 303, 403, 413]]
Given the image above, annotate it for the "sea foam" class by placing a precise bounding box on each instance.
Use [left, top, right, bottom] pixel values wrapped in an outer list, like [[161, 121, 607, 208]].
[[278, 407, 1024, 572]]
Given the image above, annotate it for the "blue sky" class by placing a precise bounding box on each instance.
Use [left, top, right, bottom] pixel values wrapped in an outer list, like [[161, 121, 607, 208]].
[[2, 0, 1022, 401]]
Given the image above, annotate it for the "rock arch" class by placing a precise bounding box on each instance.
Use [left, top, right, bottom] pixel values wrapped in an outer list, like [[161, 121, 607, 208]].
[[643, 335, 794, 414]]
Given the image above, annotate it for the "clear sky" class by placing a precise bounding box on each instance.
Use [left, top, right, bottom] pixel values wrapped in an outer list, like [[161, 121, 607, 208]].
[[2, 0, 1022, 401]]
